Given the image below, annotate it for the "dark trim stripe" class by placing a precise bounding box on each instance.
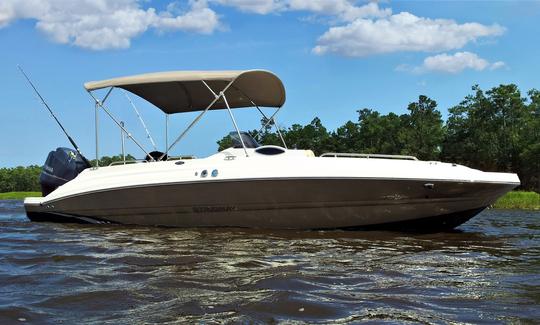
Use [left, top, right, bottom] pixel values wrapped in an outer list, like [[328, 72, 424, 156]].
[[38, 176, 519, 204]]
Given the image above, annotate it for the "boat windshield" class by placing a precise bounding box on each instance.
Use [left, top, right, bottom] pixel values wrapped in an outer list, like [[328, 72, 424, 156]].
[[229, 132, 260, 149]]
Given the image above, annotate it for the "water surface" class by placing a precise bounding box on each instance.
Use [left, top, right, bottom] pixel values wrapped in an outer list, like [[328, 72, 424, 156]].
[[0, 200, 539, 323]]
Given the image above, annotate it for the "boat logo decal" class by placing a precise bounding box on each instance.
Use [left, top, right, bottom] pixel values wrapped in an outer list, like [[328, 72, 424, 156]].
[[193, 206, 237, 213]]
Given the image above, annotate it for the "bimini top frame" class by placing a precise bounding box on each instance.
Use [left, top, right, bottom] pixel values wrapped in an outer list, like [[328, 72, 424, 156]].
[[85, 70, 286, 114], [84, 70, 287, 163]]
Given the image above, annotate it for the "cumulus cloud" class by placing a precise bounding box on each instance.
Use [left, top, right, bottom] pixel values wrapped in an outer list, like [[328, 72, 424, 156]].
[[313, 12, 505, 57], [0, 0, 506, 58], [0, 0, 220, 50], [397, 52, 506, 74], [287, 0, 391, 21], [212, 0, 283, 14], [213, 0, 390, 20]]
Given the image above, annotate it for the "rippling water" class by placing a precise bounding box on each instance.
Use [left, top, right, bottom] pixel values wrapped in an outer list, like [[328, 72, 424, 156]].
[[0, 200, 539, 324]]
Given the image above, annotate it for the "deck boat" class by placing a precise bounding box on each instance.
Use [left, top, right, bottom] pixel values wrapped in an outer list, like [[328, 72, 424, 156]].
[[24, 70, 520, 231]]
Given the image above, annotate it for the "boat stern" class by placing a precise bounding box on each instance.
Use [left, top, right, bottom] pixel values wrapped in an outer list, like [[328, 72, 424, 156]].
[[24, 197, 77, 223]]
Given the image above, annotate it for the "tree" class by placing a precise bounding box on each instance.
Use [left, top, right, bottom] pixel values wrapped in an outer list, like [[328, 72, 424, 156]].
[[443, 85, 494, 169], [400, 95, 444, 161], [331, 120, 360, 153], [284, 117, 333, 155], [254, 117, 284, 147], [0, 166, 41, 192], [519, 89, 540, 191], [356, 109, 404, 155]]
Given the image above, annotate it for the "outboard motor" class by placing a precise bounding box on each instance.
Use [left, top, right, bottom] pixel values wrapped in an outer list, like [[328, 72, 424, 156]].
[[40, 147, 91, 196]]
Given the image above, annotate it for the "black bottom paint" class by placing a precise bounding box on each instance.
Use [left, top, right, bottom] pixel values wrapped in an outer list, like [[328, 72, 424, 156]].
[[26, 212, 114, 224], [342, 207, 487, 232], [26, 207, 487, 232], [27, 212, 90, 224]]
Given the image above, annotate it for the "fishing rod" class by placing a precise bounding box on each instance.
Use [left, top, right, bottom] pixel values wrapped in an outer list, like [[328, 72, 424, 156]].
[[17, 65, 91, 166], [123, 90, 158, 151]]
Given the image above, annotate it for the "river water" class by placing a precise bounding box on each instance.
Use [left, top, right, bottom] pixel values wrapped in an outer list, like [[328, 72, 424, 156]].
[[0, 200, 538, 324]]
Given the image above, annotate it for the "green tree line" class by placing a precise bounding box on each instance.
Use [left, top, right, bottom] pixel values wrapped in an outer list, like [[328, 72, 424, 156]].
[[218, 84, 539, 192]]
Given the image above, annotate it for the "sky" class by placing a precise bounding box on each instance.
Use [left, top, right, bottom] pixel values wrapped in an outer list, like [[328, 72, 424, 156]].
[[0, 0, 539, 167]]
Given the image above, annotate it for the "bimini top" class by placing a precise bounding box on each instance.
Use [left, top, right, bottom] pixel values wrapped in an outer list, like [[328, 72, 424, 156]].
[[84, 70, 286, 114]]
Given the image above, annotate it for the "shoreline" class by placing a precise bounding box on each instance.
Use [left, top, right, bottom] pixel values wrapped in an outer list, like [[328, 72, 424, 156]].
[[0, 192, 41, 200], [1, 191, 538, 210]]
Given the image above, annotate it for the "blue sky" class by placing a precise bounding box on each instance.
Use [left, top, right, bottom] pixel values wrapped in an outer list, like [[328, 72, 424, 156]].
[[0, 0, 539, 166]]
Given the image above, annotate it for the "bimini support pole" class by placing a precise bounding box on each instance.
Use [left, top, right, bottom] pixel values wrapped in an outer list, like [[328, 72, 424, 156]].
[[201, 80, 248, 157], [165, 114, 169, 157], [222, 92, 249, 157], [94, 87, 113, 168], [253, 106, 285, 146], [256, 106, 287, 149], [273, 117, 287, 149], [120, 121, 126, 164], [87, 88, 155, 162], [230, 86, 287, 149], [95, 102, 99, 167], [160, 79, 236, 160]]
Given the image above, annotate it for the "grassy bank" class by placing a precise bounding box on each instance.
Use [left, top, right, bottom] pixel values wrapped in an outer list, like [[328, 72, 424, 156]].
[[493, 191, 540, 210], [0, 191, 41, 200]]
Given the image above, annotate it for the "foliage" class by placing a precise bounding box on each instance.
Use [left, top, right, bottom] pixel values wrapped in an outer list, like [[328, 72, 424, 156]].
[[0, 192, 41, 200], [400, 95, 444, 161], [0, 166, 42, 193], [284, 118, 334, 156], [493, 191, 540, 210], [355, 109, 403, 155]]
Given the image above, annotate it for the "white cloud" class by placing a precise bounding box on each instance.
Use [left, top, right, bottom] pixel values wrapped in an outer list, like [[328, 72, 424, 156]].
[[313, 12, 505, 57], [490, 61, 506, 70], [212, 0, 283, 14], [0, 2, 16, 27], [287, 0, 391, 21], [213, 0, 390, 20], [398, 52, 506, 74], [0, 0, 220, 50], [0, 0, 506, 57], [152, 1, 220, 34], [215, 1, 505, 58]]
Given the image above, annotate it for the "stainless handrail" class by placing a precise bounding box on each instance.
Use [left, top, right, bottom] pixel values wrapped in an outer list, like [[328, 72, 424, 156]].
[[320, 152, 418, 161], [167, 155, 197, 160], [109, 159, 147, 166], [108, 155, 198, 166]]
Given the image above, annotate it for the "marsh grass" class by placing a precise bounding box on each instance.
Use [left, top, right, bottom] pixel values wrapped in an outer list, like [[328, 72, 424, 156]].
[[494, 191, 540, 210], [0, 192, 41, 200]]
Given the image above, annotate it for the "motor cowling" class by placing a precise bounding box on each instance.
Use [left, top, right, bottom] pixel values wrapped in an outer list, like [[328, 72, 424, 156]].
[[40, 147, 90, 196]]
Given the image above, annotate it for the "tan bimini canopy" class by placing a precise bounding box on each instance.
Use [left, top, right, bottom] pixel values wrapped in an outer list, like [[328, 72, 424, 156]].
[[84, 70, 286, 114]]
